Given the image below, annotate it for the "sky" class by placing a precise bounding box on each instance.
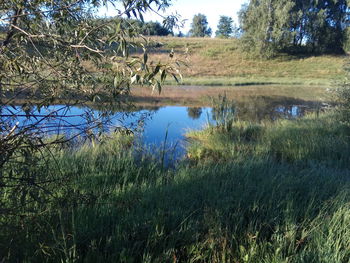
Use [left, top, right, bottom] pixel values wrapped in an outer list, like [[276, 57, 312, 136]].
[[98, 0, 248, 35]]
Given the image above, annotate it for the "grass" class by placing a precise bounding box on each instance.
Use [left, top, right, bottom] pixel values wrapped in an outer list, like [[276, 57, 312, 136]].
[[146, 37, 347, 86], [187, 111, 350, 163], [1, 111, 350, 262]]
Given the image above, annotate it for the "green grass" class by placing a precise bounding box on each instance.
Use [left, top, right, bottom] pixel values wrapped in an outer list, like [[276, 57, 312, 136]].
[[1, 111, 350, 262], [148, 37, 347, 87], [187, 112, 350, 163]]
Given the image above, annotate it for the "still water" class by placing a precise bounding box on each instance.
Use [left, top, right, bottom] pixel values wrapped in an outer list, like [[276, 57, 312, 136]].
[[3, 99, 320, 148]]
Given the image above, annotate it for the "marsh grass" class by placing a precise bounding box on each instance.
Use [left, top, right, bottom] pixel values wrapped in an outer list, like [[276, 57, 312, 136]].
[[1, 110, 349, 262], [187, 111, 350, 163]]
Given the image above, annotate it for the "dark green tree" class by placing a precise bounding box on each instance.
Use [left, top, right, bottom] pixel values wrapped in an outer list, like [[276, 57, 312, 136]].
[[215, 16, 234, 38], [189, 13, 212, 37], [140, 21, 173, 36]]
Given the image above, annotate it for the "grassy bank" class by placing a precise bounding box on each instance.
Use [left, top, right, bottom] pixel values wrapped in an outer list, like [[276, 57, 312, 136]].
[[1, 111, 349, 262], [148, 37, 347, 86], [187, 112, 350, 164]]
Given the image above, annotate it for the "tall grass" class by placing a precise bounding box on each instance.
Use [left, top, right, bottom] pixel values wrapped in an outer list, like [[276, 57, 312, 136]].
[[1, 112, 350, 262], [187, 111, 350, 164]]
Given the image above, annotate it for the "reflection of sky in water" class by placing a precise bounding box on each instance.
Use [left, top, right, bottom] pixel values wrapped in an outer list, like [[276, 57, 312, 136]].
[[3, 103, 311, 149], [3, 105, 212, 147], [141, 107, 212, 145], [275, 105, 304, 118]]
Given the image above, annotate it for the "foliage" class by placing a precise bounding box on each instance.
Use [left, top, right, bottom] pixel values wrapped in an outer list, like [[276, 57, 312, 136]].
[[140, 20, 173, 36], [189, 13, 212, 37], [0, 0, 183, 223], [215, 16, 234, 38], [239, 0, 349, 57], [94, 17, 173, 36], [239, 0, 295, 58]]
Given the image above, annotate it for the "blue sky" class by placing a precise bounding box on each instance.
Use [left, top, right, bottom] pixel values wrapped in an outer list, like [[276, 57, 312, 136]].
[[98, 0, 248, 35]]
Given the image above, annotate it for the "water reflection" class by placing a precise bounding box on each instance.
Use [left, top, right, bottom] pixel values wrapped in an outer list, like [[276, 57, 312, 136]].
[[2, 96, 326, 147], [235, 96, 322, 121], [187, 107, 203, 120], [0, 93, 330, 157]]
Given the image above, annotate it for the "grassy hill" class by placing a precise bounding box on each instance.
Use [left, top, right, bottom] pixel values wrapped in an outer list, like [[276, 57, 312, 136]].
[[148, 37, 347, 86]]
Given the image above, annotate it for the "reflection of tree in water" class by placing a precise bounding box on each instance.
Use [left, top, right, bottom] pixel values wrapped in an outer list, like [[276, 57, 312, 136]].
[[187, 107, 202, 120], [235, 96, 318, 122]]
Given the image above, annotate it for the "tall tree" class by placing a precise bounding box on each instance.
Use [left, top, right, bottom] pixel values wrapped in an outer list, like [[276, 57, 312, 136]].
[[239, 0, 294, 57], [189, 13, 212, 37], [215, 16, 234, 38], [239, 0, 349, 57]]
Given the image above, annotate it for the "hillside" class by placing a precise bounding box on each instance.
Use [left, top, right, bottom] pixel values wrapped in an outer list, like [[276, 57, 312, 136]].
[[148, 37, 347, 86]]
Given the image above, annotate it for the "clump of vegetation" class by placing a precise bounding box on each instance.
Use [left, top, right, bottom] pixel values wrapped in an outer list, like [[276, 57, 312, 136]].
[[211, 94, 236, 132]]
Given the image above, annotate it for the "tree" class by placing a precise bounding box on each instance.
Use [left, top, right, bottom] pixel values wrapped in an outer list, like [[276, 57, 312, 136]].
[[239, 0, 294, 57], [215, 16, 234, 38], [239, 0, 349, 57], [140, 21, 173, 36], [189, 13, 212, 37], [0, 0, 181, 221]]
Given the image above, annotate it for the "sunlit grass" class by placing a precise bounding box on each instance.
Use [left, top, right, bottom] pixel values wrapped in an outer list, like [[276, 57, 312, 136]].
[[187, 112, 350, 164], [148, 37, 346, 86]]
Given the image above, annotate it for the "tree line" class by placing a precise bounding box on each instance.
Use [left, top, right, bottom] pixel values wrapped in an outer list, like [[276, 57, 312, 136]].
[[188, 1, 349, 56]]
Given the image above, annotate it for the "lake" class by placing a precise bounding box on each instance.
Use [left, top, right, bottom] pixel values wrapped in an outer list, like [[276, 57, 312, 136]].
[[3, 92, 326, 150], [2, 85, 331, 162]]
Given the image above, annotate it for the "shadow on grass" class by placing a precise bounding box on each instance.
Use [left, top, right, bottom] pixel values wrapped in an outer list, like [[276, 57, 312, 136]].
[[68, 159, 350, 262]]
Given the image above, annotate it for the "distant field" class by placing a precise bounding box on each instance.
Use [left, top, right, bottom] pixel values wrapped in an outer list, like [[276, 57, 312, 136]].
[[148, 37, 347, 86]]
